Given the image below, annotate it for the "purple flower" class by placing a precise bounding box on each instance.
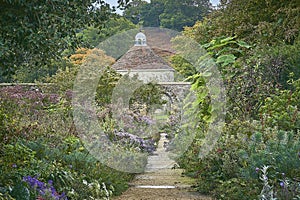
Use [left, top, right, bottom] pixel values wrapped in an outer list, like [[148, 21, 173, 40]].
[[65, 90, 73, 100], [12, 164, 17, 168], [113, 131, 156, 154], [23, 176, 68, 200], [48, 180, 53, 185], [48, 94, 60, 104], [255, 167, 260, 173], [23, 176, 47, 194], [280, 182, 284, 187], [140, 116, 155, 125]]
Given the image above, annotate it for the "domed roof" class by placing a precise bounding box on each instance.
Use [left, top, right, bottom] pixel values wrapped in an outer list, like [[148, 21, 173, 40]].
[[135, 32, 147, 46]]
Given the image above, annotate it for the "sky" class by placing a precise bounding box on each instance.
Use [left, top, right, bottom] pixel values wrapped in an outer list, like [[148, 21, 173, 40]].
[[105, 0, 220, 14]]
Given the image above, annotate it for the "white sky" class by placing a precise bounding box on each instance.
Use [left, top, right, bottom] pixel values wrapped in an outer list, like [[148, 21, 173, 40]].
[[105, 0, 220, 14]]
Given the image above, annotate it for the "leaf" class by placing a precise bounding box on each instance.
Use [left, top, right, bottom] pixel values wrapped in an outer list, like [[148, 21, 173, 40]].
[[216, 47, 243, 56], [220, 36, 237, 43], [10, 183, 30, 200], [216, 54, 237, 67], [207, 41, 236, 51], [197, 89, 209, 100], [237, 41, 251, 49], [202, 42, 211, 48]]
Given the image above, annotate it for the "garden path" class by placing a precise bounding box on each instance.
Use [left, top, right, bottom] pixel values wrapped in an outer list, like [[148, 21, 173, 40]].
[[113, 133, 212, 200]]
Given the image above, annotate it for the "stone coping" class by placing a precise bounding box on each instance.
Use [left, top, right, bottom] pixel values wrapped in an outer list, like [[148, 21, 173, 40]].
[[116, 69, 175, 72], [0, 82, 191, 86], [0, 83, 53, 86], [157, 82, 191, 85]]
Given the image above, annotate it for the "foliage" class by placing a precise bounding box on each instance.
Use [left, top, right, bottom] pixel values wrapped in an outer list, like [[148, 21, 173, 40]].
[[170, 55, 196, 80], [159, 0, 211, 31], [123, 0, 160, 26], [0, 60, 166, 197], [260, 78, 300, 132], [0, 85, 135, 199], [123, 0, 212, 31], [177, 117, 300, 199], [45, 48, 119, 107], [12, 59, 73, 83], [96, 66, 121, 106], [77, 17, 137, 48], [0, 85, 61, 144], [253, 36, 300, 88], [131, 82, 167, 113], [0, 0, 124, 82], [185, 0, 300, 45], [258, 165, 300, 200], [173, 1, 300, 198]]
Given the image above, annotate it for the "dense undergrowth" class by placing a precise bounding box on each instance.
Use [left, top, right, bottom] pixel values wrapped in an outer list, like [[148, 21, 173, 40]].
[[167, 1, 300, 199], [0, 85, 134, 199], [0, 55, 163, 199]]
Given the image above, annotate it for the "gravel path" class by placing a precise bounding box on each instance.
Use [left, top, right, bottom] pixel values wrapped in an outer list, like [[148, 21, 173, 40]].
[[113, 133, 212, 200]]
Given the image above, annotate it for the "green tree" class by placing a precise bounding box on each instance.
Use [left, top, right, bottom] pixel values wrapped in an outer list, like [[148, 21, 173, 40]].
[[183, 0, 300, 87], [123, 0, 211, 31], [0, 0, 129, 82], [123, 0, 150, 25], [186, 0, 300, 45], [143, 0, 165, 27], [77, 17, 137, 48], [160, 0, 211, 31]]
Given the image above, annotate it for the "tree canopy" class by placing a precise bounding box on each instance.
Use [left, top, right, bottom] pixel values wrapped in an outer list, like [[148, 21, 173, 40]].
[[0, 0, 129, 82], [77, 17, 137, 48], [184, 0, 300, 45], [123, 0, 212, 31]]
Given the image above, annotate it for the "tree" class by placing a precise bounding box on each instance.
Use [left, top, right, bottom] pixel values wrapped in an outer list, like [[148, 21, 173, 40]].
[[123, 0, 149, 25], [159, 0, 211, 30], [183, 0, 300, 87], [185, 0, 300, 45], [0, 0, 129, 82], [123, 0, 211, 31], [142, 0, 165, 27], [77, 17, 137, 48]]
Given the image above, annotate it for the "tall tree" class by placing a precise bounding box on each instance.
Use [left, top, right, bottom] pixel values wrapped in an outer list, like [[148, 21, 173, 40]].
[[77, 17, 137, 48], [160, 0, 211, 30], [143, 0, 165, 27], [0, 0, 129, 82], [123, 0, 211, 31], [123, 0, 149, 25]]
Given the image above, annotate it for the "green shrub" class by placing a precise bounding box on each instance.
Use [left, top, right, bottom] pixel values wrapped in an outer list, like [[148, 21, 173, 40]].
[[260, 78, 300, 132], [212, 178, 259, 200]]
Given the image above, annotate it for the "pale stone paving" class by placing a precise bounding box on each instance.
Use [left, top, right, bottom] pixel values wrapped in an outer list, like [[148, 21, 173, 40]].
[[113, 133, 212, 200]]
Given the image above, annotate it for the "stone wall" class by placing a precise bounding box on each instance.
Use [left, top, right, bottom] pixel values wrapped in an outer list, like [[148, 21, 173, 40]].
[[117, 69, 175, 83]]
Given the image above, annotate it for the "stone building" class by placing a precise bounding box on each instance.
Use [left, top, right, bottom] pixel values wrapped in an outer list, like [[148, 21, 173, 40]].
[[112, 32, 175, 83]]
